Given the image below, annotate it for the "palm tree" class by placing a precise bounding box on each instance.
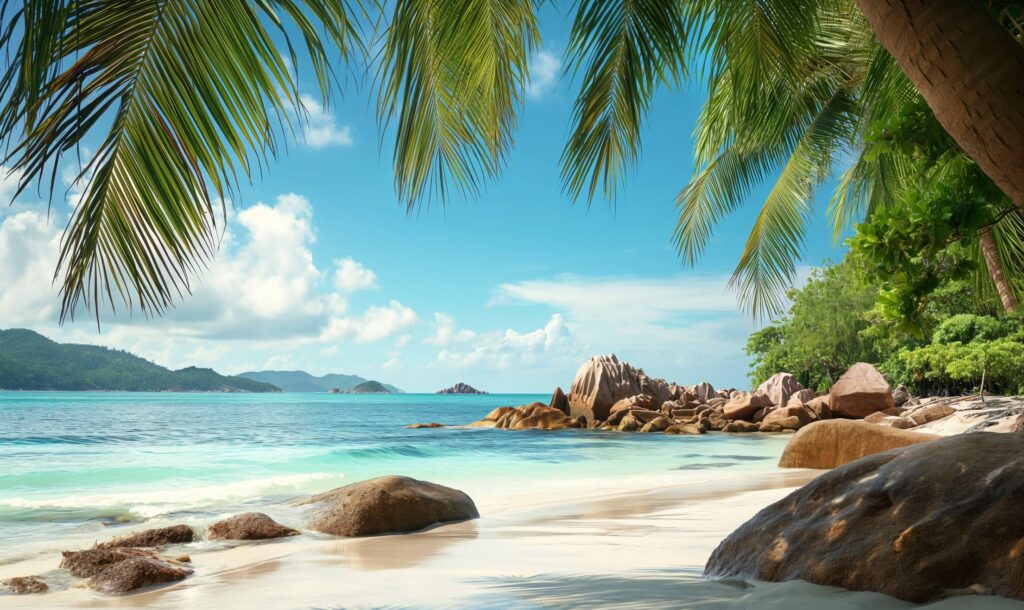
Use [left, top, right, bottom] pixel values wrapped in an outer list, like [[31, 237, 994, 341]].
[[3, 0, 1022, 322], [0, 0, 536, 322]]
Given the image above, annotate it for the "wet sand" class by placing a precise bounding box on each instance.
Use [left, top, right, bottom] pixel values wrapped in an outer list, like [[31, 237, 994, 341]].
[[3, 469, 1023, 609]]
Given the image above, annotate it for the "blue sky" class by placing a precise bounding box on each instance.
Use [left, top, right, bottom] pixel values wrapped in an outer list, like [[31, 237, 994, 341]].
[[0, 6, 844, 392]]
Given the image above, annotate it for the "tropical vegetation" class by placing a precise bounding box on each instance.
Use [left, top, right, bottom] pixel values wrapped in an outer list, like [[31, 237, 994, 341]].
[[0, 328, 280, 391], [1, 0, 1022, 325]]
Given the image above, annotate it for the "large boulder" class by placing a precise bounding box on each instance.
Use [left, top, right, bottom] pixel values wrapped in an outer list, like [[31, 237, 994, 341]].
[[207, 512, 298, 540], [88, 556, 191, 594], [803, 395, 832, 420], [97, 524, 194, 548], [297, 476, 478, 537], [722, 393, 771, 421], [785, 389, 816, 408], [778, 420, 938, 469], [756, 373, 804, 407], [829, 362, 894, 418], [566, 355, 642, 422], [760, 405, 813, 430], [693, 381, 716, 403], [706, 432, 1024, 603]]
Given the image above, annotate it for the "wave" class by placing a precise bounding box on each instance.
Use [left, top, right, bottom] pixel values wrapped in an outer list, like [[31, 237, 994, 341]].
[[0, 472, 343, 520]]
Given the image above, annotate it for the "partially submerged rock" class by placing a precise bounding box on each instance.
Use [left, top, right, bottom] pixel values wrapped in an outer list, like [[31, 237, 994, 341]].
[[97, 524, 194, 548], [207, 512, 298, 541], [829, 362, 894, 418], [706, 432, 1024, 603], [297, 475, 478, 537], [405, 422, 445, 429], [778, 420, 938, 469], [61, 547, 157, 578], [88, 556, 192, 594], [5, 576, 48, 594]]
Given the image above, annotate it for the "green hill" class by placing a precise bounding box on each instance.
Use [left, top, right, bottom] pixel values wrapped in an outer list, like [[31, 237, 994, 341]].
[[0, 329, 279, 392], [349, 380, 391, 394], [238, 370, 402, 393]]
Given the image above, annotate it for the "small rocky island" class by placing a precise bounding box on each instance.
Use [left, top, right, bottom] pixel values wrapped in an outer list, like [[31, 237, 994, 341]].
[[331, 380, 391, 394], [436, 382, 487, 395]]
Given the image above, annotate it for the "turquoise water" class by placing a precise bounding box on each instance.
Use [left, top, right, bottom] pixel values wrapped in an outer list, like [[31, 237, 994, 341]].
[[0, 392, 789, 560]]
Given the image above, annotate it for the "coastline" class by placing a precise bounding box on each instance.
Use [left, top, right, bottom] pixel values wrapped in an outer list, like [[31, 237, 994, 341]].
[[4, 466, 1024, 609]]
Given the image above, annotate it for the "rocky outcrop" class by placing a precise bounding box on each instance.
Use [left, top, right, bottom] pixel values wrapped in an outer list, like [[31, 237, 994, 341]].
[[4, 576, 47, 594], [96, 524, 194, 548], [778, 420, 938, 469], [549, 387, 569, 414], [803, 395, 832, 420], [297, 475, 478, 537], [829, 362, 894, 418], [436, 382, 487, 395], [207, 512, 298, 541], [756, 373, 804, 407], [723, 393, 771, 420], [759, 405, 813, 431], [706, 432, 1024, 603], [566, 354, 672, 422], [88, 556, 192, 594], [784, 388, 816, 408], [406, 422, 445, 429], [693, 381, 716, 403], [468, 402, 584, 430]]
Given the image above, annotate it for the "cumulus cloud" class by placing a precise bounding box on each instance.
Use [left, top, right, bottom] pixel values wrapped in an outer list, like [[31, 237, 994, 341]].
[[321, 300, 418, 343], [425, 312, 477, 346], [527, 51, 561, 99], [0, 211, 62, 325], [333, 257, 378, 293], [299, 95, 353, 149], [437, 314, 571, 369]]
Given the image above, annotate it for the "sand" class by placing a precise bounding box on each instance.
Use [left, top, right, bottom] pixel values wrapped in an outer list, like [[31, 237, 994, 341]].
[[2, 468, 1023, 609]]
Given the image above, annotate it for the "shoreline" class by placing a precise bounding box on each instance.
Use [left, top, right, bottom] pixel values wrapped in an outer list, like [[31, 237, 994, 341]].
[[5, 467, 1024, 609]]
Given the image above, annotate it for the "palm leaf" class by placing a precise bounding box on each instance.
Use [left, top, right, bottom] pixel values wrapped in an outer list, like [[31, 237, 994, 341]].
[[560, 0, 689, 202], [0, 0, 359, 322], [378, 0, 538, 206]]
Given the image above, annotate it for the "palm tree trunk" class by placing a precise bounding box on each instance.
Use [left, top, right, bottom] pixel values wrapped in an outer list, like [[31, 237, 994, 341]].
[[853, 0, 1024, 208], [978, 225, 1019, 312]]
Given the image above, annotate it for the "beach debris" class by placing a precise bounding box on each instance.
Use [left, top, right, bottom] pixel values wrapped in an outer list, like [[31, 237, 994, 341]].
[[87, 556, 192, 594], [296, 475, 478, 537], [707, 432, 1024, 603], [207, 512, 299, 541], [778, 420, 937, 469], [96, 524, 195, 549], [4, 576, 48, 594]]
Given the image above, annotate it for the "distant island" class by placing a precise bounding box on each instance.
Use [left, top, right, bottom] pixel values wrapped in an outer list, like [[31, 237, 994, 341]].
[[329, 380, 391, 394], [436, 382, 487, 395], [0, 329, 279, 392], [238, 370, 401, 394]]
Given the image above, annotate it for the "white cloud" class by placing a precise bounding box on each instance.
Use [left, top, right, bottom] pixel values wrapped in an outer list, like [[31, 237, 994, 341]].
[[321, 300, 418, 343], [0, 211, 62, 325], [333, 257, 378, 293], [299, 94, 353, 149], [425, 312, 477, 346], [527, 51, 561, 99], [437, 314, 571, 370]]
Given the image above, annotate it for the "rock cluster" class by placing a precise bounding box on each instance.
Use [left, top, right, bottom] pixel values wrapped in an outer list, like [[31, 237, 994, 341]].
[[436, 382, 487, 395], [466, 356, 944, 437], [60, 540, 193, 594]]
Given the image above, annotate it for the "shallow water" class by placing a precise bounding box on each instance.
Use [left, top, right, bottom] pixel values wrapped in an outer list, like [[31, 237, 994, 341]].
[[0, 392, 789, 562]]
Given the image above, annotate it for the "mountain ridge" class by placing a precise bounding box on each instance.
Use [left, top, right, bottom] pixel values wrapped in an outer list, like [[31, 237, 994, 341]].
[[237, 370, 402, 393]]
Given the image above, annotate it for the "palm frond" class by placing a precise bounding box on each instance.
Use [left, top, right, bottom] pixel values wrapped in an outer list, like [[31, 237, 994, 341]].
[[378, 0, 538, 207], [0, 0, 359, 322], [560, 0, 689, 202]]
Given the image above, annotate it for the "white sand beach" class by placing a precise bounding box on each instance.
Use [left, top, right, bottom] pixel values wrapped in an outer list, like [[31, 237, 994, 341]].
[[3, 466, 1023, 609]]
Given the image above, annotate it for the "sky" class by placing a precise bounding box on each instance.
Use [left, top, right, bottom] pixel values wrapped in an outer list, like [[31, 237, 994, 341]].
[[0, 6, 845, 393]]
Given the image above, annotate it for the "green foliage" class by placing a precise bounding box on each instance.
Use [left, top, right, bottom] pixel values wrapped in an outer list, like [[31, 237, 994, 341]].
[[0, 328, 279, 392], [745, 260, 880, 391]]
